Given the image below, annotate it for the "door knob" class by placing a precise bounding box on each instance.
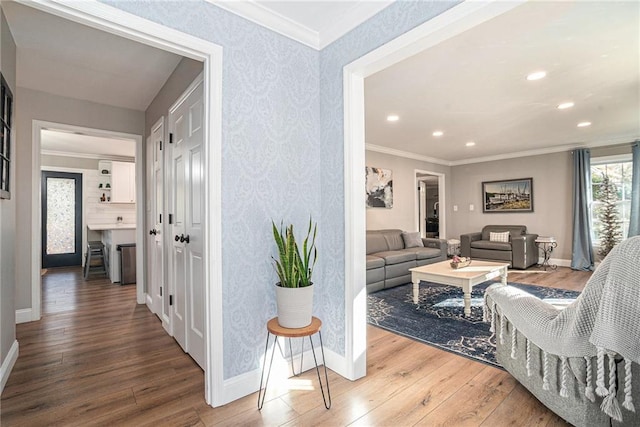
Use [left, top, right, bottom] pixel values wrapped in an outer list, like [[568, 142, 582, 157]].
[[180, 234, 190, 244], [175, 235, 180, 242], [149, 229, 157, 235]]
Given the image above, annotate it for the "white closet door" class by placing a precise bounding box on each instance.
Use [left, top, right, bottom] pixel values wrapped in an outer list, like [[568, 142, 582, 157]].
[[146, 119, 164, 320], [167, 78, 205, 369]]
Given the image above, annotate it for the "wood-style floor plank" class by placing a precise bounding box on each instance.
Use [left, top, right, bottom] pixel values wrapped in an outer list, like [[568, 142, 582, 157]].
[[1, 266, 589, 426]]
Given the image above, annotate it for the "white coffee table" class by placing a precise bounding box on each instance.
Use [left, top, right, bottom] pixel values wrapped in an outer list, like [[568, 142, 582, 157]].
[[410, 260, 509, 317]]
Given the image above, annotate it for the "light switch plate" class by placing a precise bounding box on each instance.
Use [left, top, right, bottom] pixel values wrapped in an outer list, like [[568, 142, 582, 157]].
[[469, 204, 474, 211], [453, 205, 458, 212]]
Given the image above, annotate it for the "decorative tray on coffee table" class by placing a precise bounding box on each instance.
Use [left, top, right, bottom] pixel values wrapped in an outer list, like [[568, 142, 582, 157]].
[[450, 256, 471, 269]]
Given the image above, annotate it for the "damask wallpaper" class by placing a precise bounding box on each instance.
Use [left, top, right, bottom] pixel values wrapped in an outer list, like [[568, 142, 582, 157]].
[[100, 0, 460, 380]]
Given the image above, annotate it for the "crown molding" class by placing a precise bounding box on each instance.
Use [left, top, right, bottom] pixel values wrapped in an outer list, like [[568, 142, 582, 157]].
[[208, 0, 319, 49], [319, 1, 394, 49], [365, 143, 452, 166], [208, 1, 394, 50], [367, 134, 640, 167]]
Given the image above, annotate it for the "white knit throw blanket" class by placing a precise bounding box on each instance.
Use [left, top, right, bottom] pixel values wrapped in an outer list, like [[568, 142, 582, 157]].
[[485, 236, 640, 422]]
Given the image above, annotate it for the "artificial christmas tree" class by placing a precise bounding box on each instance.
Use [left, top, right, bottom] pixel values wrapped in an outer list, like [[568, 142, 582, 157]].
[[596, 173, 622, 257]]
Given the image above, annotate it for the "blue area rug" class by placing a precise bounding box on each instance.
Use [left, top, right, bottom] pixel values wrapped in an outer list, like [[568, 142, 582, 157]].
[[367, 281, 580, 367]]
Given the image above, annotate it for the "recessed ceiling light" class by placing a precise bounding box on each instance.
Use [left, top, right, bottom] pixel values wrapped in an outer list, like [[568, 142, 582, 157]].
[[526, 71, 547, 81], [387, 115, 399, 122], [466, 141, 476, 147], [432, 130, 444, 137], [557, 102, 575, 110], [577, 121, 592, 128]]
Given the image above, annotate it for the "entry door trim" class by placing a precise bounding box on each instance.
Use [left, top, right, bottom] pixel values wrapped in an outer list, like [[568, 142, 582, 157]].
[[41, 171, 83, 268]]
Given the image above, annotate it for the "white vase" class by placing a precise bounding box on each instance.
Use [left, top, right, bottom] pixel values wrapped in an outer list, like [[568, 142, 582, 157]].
[[275, 283, 314, 328]]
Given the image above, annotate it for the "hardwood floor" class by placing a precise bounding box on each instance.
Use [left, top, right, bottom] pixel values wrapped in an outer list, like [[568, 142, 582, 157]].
[[1, 266, 591, 426]]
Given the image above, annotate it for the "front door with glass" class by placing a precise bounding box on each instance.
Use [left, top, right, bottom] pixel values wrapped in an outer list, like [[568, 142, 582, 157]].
[[41, 171, 83, 268]]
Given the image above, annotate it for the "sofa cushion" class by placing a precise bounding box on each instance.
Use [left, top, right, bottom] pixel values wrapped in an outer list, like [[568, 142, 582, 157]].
[[366, 267, 384, 285], [382, 230, 405, 251], [413, 247, 441, 260], [366, 231, 389, 255], [489, 231, 510, 242], [471, 240, 512, 251], [375, 250, 416, 265], [401, 231, 424, 248], [366, 255, 385, 270], [481, 225, 527, 241], [471, 248, 512, 262]]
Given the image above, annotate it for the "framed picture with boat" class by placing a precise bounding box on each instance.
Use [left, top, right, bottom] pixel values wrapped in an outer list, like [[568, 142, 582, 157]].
[[482, 177, 533, 213]]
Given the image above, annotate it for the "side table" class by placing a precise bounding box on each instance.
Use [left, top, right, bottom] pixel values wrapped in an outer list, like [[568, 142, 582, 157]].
[[535, 237, 557, 271], [257, 317, 331, 410]]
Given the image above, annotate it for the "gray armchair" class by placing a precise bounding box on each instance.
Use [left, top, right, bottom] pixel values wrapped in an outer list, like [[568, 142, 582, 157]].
[[460, 225, 538, 269]]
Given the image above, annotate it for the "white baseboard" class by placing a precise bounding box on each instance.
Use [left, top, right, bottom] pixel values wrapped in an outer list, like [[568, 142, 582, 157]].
[[550, 258, 571, 268], [531, 257, 571, 269], [15, 308, 33, 324], [1, 340, 19, 393], [217, 342, 346, 407]]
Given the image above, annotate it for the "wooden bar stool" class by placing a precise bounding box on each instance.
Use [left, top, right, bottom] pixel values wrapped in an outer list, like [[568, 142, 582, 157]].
[[84, 241, 107, 279], [257, 317, 331, 410]]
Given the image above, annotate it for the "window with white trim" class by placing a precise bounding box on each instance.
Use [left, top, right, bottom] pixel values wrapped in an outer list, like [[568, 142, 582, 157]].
[[590, 156, 633, 244]]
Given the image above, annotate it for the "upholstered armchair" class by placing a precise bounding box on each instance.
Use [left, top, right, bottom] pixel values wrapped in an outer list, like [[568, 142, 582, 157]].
[[485, 236, 640, 427], [460, 225, 538, 269]]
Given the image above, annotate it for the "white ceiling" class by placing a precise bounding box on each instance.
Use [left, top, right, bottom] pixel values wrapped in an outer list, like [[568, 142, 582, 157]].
[[3, 1, 184, 111], [365, 1, 640, 165]]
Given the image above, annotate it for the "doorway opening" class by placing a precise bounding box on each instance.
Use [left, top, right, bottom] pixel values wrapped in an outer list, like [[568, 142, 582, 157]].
[[22, 0, 223, 407], [35, 122, 141, 297], [416, 171, 445, 239]]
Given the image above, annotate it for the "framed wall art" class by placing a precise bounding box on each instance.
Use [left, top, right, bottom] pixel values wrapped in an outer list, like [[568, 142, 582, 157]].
[[482, 177, 533, 213], [365, 166, 393, 208]]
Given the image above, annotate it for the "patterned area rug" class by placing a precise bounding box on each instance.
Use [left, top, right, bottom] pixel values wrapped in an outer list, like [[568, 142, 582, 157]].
[[367, 281, 581, 367]]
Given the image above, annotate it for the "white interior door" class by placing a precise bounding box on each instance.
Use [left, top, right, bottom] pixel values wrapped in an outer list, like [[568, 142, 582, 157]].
[[167, 77, 205, 368], [169, 112, 187, 352], [147, 119, 164, 319], [184, 85, 205, 368]]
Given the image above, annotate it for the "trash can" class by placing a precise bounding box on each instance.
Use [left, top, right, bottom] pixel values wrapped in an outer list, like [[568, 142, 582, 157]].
[[117, 243, 136, 285]]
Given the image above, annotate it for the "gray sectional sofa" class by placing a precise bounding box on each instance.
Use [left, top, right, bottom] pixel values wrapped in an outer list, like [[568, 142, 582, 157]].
[[366, 229, 447, 293]]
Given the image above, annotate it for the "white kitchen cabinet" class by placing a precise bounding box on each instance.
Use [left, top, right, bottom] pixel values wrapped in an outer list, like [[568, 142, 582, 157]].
[[110, 161, 136, 203]]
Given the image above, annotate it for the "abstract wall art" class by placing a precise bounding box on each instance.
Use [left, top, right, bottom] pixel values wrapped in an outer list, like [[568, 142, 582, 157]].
[[366, 166, 393, 208]]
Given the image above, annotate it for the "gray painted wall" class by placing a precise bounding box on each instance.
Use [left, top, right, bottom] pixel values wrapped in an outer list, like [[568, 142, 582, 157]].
[[41, 155, 99, 170], [14, 88, 144, 310], [449, 151, 574, 260], [0, 6, 17, 375], [366, 150, 451, 234]]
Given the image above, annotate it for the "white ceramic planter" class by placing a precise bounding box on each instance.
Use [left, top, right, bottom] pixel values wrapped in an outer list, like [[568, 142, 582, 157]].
[[275, 283, 314, 328]]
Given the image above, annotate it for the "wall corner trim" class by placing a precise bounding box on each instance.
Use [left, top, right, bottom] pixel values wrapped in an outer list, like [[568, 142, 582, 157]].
[[1, 340, 19, 393], [15, 308, 33, 324]]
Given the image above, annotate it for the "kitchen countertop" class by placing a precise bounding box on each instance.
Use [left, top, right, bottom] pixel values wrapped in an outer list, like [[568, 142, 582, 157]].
[[87, 223, 137, 231]]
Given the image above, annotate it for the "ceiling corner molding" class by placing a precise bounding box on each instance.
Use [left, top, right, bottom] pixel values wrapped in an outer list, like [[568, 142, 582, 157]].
[[449, 134, 640, 166], [365, 144, 452, 166], [319, 1, 394, 49], [208, 0, 320, 49]]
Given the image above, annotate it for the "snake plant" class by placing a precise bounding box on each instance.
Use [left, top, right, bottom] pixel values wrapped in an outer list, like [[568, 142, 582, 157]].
[[272, 218, 317, 288]]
